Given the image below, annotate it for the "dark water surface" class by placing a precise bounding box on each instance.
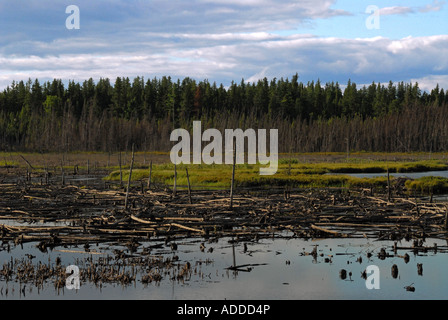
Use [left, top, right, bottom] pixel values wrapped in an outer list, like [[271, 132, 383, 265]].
[[1, 233, 447, 300]]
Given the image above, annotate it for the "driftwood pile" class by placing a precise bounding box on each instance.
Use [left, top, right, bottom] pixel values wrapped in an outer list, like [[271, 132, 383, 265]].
[[1, 179, 448, 252], [1, 178, 448, 296]]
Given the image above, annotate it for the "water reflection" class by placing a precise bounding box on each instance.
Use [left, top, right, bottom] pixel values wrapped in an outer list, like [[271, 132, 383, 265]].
[[1, 234, 448, 300]]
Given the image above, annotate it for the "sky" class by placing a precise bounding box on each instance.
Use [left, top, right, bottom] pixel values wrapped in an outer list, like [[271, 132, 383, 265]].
[[0, 0, 447, 91]]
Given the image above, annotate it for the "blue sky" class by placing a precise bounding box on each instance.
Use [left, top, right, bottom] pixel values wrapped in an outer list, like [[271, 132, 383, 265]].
[[0, 0, 447, 91], [305, 0, 447, 39]]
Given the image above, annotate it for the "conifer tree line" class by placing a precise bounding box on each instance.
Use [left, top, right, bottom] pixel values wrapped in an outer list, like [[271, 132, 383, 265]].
[[0, 74, 447, 153]]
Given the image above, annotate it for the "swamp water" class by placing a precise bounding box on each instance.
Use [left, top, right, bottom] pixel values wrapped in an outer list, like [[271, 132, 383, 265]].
[[0, 233, 447, 300], [2, 170, 448, 300]]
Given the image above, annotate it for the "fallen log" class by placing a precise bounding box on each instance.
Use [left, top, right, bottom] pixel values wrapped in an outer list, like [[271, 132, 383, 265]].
[[167, 222, 204, 234], [310, 224, 345, 237], [130, 214, 156, 225]]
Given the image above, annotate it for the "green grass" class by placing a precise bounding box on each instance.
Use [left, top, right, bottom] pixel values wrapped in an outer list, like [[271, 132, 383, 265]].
[[104, 162, 392, 190], [103, 157, 448, 192], [405, 176, 448, 195], [279, 159, 448, 174], [3, 151, 447, 193], [106, 163, 241, 189]]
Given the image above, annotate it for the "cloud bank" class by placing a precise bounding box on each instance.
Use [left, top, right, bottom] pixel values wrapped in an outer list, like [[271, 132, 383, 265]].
[[0, 0, 446, 90]]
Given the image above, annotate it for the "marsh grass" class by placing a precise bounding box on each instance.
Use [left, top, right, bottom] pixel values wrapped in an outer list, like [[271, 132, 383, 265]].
[[405, 176, 448, 195], [279, 158, 448, 174], [105, 159, 445, 190], [3, 151, 447, 193]]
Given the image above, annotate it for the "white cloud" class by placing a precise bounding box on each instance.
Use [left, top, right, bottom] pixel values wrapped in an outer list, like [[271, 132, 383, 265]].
[[419, 0, 446, 12], [246, 67, 270, 83], [378, 6, 413, 16], [0, 1, 446, 91], [373, 2, 446, 16], [411, 75, 448, 92], [0, 34, 447, 90]]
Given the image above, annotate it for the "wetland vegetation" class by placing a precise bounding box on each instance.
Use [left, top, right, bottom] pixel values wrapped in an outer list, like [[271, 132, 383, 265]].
[[1, 74, 448, 299], [1, 151, 448, 299], [1, 76, 448, 154]]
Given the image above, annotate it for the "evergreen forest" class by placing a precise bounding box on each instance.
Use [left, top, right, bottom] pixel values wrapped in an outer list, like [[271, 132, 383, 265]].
[[1, 74, 447, 153]]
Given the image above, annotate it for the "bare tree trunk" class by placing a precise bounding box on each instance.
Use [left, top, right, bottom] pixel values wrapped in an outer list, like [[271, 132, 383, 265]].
[[124, 144, 135, 210]]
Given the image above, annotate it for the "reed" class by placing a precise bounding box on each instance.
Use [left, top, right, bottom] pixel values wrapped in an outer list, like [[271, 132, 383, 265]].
[[405, 176, 448, 195], [105, 163, 393, 190]]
